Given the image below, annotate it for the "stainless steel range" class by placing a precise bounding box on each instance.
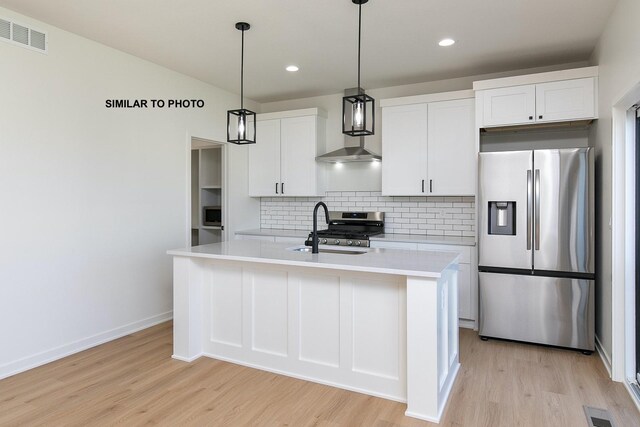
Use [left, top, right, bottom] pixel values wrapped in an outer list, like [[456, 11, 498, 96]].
[[305, 211, 384, 248]]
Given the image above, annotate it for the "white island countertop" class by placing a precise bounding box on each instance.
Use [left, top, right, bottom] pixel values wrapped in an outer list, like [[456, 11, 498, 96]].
[[168, 239, 459, 279]]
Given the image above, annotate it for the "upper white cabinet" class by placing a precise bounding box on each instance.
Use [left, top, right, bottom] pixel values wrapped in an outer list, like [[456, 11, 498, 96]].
[[427, 98, 476, 196], [474, 67, 598, 128], [381, 91, 476, 196], [249, 119, 281, 196], [535, 78, 595, 123], [381, 103, 428, 196], [248, 109, 326, 197], [481, 85, 536, 127]]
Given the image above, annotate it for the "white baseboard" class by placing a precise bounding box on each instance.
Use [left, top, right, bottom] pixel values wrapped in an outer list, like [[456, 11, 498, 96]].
[[623, 381, 640, 414], [172, 354, 202, 363], [201, 351, 407, 404], [459, 319, 476, 330], [0, 311, 173, 380], [595, 334, 612, 378]]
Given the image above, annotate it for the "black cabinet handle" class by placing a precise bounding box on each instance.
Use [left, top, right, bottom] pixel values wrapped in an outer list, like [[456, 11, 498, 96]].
[[281, 182, 284, 194], [421, 179, 424, 193], [430, 179, 433, 193], [275, 183, 279, 194], [529, 116, 533, 120], [539, 115, 543, 119]]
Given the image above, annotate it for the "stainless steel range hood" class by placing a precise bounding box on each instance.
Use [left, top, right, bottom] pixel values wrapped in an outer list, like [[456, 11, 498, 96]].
[[315, 137, 381, 163], [315, 88, 381, 163]]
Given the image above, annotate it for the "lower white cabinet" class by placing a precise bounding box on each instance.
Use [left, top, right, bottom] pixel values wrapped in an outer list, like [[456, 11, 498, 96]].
[[370, 240, 477, 326]]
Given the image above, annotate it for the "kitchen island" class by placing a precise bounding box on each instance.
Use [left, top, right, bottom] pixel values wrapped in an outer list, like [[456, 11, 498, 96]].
[[167, 240, 460, 423]]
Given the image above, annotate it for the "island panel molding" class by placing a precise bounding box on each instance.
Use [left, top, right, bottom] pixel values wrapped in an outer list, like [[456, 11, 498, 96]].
[[169, 240, 460, 422]]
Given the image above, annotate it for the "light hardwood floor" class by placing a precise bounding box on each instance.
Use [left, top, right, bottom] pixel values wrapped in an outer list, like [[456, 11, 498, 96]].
[[1, 321, 638, 426]]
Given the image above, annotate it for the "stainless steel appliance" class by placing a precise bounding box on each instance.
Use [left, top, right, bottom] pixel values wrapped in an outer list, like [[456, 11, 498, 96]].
[[305, 211, 384, 248], [202, 206, 222, 226], [478, 148, 595, 353]]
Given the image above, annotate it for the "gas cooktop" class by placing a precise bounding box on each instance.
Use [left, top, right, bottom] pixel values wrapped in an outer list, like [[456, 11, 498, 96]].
[[305, 211, 384, 248]]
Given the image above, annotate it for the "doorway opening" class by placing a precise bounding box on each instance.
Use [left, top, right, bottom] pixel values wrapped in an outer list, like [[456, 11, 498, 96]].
[[189, 137, 227, 246], [635, 105, 640, 386]]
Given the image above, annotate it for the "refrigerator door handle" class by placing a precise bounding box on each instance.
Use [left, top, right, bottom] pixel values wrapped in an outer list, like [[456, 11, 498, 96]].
[[527, 170, 532, 250], [535, 169, 540, 250]]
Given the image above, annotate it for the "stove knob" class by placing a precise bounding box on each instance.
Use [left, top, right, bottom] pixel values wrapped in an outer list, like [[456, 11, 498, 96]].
[[355, 241, 362, 246], [321, 239, 327, 244], [347, 240, 353, 246], [334, 239, 340, 245]]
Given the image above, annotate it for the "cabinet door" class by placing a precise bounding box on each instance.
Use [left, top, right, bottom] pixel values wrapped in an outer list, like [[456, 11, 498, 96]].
[[248, 119, 281, 197], [280, 115, 318, 196], [482, 85, 536, 127], [457, 264, 471, 320], [381, 104, 428, 195], [427, 98, 476, 195], [535, 78, 596, 123]]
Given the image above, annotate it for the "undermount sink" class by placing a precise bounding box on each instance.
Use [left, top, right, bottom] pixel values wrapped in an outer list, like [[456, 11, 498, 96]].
[[287, 246, 367, 255]]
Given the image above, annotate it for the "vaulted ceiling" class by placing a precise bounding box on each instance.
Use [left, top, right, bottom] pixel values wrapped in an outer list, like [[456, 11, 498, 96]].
[[0, 0, 618, 102]]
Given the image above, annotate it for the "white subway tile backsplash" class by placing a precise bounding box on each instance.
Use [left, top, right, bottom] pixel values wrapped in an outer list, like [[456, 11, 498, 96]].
[[259, 192, 475, 237]]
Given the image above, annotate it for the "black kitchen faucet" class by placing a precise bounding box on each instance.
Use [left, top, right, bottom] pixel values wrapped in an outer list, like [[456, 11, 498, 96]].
[[311, 202, 330, 254]]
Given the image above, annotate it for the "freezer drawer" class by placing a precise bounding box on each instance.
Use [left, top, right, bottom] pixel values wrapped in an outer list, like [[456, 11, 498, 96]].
[[478, 272, 594, 351]]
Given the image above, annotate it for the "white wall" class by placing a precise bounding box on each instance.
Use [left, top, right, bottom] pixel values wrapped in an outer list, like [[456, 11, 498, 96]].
[[589, 0, 640, 359], [260, 62, 588, 191], [0, 7, 259, 378]]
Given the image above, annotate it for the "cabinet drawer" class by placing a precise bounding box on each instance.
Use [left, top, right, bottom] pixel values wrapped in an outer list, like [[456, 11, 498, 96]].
[[416, 243, 471, 264]]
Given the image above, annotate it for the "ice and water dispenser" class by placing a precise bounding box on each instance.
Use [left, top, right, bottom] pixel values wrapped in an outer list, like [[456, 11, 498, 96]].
[[488, 201, 516, 235]]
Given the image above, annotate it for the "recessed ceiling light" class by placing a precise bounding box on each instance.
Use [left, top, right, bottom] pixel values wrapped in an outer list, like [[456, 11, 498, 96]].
[[286, 65, 299, 72], [439, 38, 456, 47]]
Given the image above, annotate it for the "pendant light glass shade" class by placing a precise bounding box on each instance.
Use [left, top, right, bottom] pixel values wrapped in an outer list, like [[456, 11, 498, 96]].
[[227, 108, 255, 144], [342, 91, 374, 136], [227, 22, 256, 145], [342, 0, 374, 137]]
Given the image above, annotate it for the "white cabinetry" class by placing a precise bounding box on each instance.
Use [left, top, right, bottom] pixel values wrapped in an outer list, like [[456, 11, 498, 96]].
[[381, 91, 475, 196], [427, 99, 476, 195], [248, 109, 326, 197], [535, 78, 595, 123], [369, 240, 477, 327], [475, 67, 598, 128], [381, 104, 428, 196], [481, 85, 536, 127], [248, 119, 281, 197]]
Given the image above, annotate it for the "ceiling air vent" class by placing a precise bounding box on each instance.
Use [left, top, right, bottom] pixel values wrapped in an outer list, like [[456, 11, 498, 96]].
[[0, 17, 47, 53], [0, 19, 10, 40], [12, 23, 28, 45], [30, 29, 46, 50]]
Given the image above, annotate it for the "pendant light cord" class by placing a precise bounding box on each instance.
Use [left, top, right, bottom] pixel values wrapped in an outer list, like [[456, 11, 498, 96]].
[[240, 28, 245, 110], [357, 2, 361, 92]]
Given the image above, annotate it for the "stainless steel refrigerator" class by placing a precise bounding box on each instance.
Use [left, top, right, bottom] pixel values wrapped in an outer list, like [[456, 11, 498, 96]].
[[478, 148, 595, 353]]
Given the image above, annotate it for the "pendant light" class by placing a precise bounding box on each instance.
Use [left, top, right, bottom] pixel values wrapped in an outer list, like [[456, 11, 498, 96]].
[[342, 0, 374, 137], [227, 22, 256, 145]]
